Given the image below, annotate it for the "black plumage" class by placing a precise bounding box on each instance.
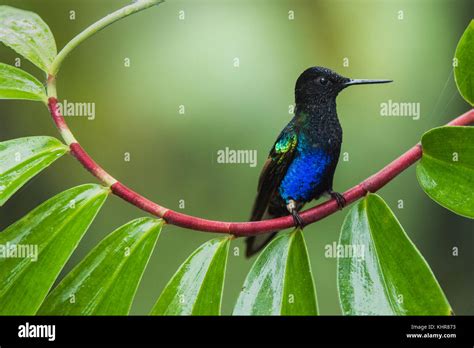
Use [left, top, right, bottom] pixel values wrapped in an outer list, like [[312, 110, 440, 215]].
[[246, 67, 392, 257]]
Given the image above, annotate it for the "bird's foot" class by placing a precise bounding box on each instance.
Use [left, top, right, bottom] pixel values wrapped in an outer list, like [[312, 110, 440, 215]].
[[329, 190, 346, 210], [287, 199, 305, 229], [291, 210, 305, 230]]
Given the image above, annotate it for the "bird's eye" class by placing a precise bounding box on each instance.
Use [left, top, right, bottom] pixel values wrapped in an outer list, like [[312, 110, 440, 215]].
[[318, 77, 329, 86]]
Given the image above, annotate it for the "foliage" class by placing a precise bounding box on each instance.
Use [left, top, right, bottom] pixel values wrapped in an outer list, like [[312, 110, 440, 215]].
[[417, 126, 474, 218], [0, 63, 47, 101], [233, 230, 318, 315], [0, 184, 108, 314], [0, 4, 472, 316], [338, 194, 451, 315], [38, 218, 163, 315], [0, 136, 67, 206], [0, 6, 56, 73], [150, 237, 230, 315], [454, 20, 473, 106]]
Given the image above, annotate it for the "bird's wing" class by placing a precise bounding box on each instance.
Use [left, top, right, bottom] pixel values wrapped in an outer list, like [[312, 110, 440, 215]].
[[250, 125, 298, 221]]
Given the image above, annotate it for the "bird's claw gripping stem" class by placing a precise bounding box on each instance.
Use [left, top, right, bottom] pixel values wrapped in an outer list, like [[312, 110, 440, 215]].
[[329, 190, 346, 210], [291, 210, 305, 229], [287, 199, 305, 229]]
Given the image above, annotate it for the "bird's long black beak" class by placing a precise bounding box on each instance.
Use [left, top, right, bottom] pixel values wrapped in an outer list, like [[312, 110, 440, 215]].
[[344, 78, 393, 87]]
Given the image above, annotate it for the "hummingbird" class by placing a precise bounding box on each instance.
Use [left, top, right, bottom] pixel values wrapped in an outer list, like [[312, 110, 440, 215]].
[[246, 66, 392, 257]]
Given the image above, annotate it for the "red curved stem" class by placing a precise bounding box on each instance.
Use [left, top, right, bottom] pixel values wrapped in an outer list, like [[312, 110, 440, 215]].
[[48, 97, 474, 236]]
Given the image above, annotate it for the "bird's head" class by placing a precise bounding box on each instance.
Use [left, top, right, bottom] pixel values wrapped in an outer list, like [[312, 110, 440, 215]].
[[295, 66, 392, 105]]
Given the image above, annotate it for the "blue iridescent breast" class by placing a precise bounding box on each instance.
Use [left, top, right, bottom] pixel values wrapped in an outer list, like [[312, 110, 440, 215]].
[[278, 140, 331, 202]]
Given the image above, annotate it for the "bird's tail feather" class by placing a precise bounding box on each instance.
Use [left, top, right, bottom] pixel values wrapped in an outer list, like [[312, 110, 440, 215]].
[[245, 210, 279, 258], [245, 232, 278, 258]]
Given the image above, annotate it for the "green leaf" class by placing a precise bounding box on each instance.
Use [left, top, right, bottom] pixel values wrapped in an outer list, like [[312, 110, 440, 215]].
[[337, 193, 451, 315], [0, 184, 108, 315], [38, 217, 163, 315], [150, 237, 230, 315], [0, 136, 68, 206], [417, 126, 474, 218], [0, 63, 47, 101], [233, 230, 318, 315], [0, 6, 57, 73], [454, 20, 474, 105]]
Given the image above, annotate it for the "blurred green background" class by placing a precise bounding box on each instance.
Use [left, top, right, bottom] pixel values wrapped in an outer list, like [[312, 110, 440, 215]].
[[0, 0, 472, 315]]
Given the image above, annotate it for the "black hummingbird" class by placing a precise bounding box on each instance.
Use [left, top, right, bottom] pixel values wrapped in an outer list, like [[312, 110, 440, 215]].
[[246, 66, 392, 257]]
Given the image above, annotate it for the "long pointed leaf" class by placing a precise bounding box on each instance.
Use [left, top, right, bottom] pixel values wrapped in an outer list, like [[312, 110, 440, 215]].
[[38, 217, 163, 315], [0, 136, 68, 206], [150, 237, 230, 315], [0, 184, 108, 315], [337, 193, 451, 315], [0, 6, 57, 72], [0, 63, 46, 101], [233, 230, 318, 315]]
